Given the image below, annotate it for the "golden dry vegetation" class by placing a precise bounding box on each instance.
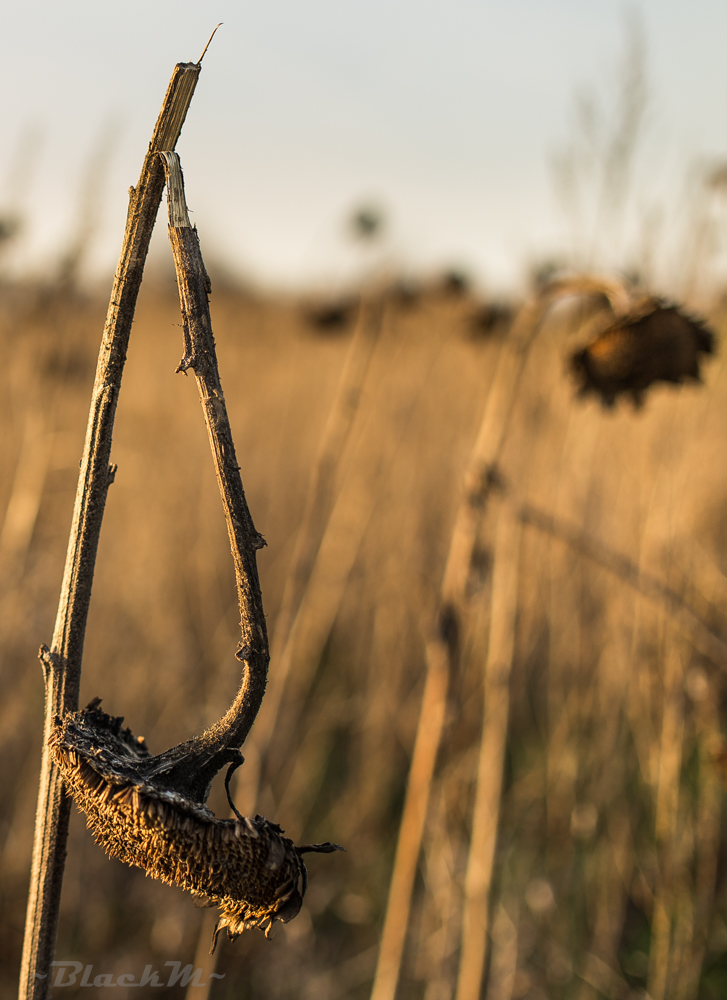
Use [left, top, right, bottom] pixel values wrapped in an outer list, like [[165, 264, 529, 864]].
[[2, 268, 727, 1000]]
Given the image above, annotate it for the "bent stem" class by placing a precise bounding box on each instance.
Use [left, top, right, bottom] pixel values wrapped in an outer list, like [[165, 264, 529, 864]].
[[135, 151, 270, 804], [19, 62, 202, 1000], [44, 151, 340, 953]]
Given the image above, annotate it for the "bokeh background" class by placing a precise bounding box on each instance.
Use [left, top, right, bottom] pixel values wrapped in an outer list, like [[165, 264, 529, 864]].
[[4, 3, 727, 999], [3, 0, 727, 290]]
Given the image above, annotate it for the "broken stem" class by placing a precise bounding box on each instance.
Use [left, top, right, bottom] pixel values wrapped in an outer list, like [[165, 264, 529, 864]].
[[18, 61, 201, 1000]]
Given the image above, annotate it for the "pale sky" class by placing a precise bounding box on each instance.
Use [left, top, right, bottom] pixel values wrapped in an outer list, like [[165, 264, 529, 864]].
[[2, 1, 727, 291]]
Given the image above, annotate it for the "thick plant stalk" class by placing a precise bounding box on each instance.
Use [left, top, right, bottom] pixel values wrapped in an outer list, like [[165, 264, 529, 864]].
[[439, 274, 630, 614], [367, 291, 537, 1000], [368, 275, 628, 1000], [369, 638, 449, 1000], [455, 503, 521, 1000], [46, 151, 340, 955], [18, 61, 202, 1000]]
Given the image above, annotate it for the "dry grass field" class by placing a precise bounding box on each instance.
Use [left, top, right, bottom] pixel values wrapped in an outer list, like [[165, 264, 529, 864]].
[[2, 266, 727, 1000]]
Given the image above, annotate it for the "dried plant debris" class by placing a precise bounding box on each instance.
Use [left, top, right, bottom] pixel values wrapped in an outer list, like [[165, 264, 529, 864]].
[[349, 205, 385, 241], [390, 278, 421, 309], [304, 298, 357, 333], [570, 298, 716, 406], [468, 301, 514, 338], [439, 269, 471, 297], [50, 701, 342, 949]]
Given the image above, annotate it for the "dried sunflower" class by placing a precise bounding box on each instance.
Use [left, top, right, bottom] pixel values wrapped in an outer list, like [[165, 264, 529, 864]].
[[51, 701, 340, 948], [570, 298, 715, 406]]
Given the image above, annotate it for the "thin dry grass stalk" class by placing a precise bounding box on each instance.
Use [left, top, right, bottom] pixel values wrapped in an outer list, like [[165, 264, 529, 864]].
[[455, 503, 522, 1000], [647, 635, 686, 1000], [190, 291, 388, 995], [248, 308, 438, 793], [18, 60, 202, 1000], [242, 293, 386, 806], [0, 410, 50, 581], [272, 294, 386, 657], [573, 592, 634, 1000], [484, 898, 520, 1000], [55, 121, 117, 294], [518, 502, 727, 667], [186, 297, 387, 997], [681, 669, 721, 999]]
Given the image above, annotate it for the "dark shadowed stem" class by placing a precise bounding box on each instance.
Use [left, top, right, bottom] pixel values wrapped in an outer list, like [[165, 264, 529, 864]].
[[18, 63, 201, 1000], [143, 151, 269, 803]]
